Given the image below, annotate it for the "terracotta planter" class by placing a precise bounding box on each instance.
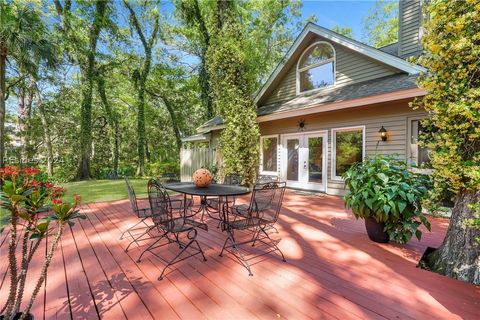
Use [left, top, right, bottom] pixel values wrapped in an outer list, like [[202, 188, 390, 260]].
[[364, 217, 389, 243]]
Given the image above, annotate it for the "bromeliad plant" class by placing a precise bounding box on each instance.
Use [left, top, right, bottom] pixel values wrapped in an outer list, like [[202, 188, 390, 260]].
[[0, 167, 85, 320], [343, 155, 431, 243]]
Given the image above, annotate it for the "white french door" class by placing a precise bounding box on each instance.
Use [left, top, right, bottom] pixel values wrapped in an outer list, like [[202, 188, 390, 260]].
[[280, 131, 327, 192]]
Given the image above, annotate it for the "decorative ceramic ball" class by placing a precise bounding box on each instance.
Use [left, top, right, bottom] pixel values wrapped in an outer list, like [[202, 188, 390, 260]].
[[192, 168, 212, 188]]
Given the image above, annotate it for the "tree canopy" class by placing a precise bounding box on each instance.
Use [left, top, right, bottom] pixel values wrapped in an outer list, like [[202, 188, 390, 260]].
[[362, 0, 398, 47], [0, 0, 308, 182]]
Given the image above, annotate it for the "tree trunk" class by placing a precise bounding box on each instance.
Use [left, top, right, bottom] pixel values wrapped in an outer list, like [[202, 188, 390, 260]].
[[193, 0, 213, 119], [180, 0, 213, 119], [35, 85, 54, 177], [199, 57, 214, 119], [147, 90, 182, 151], [73, 1, 108, 180], [136, 82, 146, 176], [17, 85, 33, 163], [0, 46, 6, 168], [75, 69, 93, 180], [123, 0, 158, 177], [96, 76, 119, 176], [426, 189, 480, 285]]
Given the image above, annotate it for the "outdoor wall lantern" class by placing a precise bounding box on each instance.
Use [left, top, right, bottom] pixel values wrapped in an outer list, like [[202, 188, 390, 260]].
[[379, 126, 388, 141], [297, 118, 306, 132]]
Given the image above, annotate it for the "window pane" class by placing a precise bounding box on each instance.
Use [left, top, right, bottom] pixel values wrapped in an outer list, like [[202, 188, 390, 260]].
[[300, 62, 334, 92], [299, 44, 334, 69], [262, 137, 277, 172], [335, 129, 363, 177], [286, 139, 299, 181], [308, 137, 323, 183], [411, 120, 431, 166]]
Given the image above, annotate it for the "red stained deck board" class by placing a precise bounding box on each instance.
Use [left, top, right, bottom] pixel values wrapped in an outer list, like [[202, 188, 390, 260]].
[[192, 222, 388, 320], [60, 224, 99, 319], [1, 190, 479, 320], [100, 202, 284, 319], [92, 203, 212, 320], [85, 203, 178, 320], [77, 209, 153, 320], [73, 216, 126, 319], [98, 201, 318, 320], [44, 236, 71, 320]]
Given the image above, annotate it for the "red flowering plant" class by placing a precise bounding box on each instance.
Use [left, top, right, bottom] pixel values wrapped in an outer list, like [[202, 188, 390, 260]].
[[0, 167, 85, 319]]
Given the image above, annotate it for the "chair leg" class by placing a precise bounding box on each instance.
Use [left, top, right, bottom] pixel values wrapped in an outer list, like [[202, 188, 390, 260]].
[[174, 233, 183, 248], [120, 217, 150, 240], [219, 229, 253, 276], [137, 231, 168, 262], [260, 227, 286, 262], [158, 233, 206, 280], [125, 225, 155, 252], [219, 229, 234, 257], [251, 227, 260, 247], [193, 240, 207, 262]]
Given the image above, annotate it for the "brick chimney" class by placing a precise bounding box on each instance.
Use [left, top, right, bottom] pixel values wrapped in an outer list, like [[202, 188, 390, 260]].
[[398, 0, 424, 58]]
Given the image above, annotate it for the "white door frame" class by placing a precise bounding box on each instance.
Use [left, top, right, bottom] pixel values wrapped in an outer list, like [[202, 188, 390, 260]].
[[280, 130, 328, 192]]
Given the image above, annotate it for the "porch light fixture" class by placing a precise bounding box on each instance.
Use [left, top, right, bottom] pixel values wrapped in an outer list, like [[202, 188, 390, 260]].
[[379, 126, 388, 141], [297, 118, 306, 132]]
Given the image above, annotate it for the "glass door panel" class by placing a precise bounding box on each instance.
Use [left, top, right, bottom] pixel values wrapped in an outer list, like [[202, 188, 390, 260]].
[[286, 139, 299, 181], [308, 137, 323, 183], [281, 132, 326, 191]]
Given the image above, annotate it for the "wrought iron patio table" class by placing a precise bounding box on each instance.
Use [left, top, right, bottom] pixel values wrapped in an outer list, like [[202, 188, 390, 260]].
[[163, 182, 251, 228]]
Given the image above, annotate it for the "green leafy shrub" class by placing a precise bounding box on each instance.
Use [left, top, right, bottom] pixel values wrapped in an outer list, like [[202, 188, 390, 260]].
[[52, 166, 76, 183], [343, 155, 431, 243], [145, 161, 180, 177], [117, 165, 136, 177], [206, 164, 219, 183]]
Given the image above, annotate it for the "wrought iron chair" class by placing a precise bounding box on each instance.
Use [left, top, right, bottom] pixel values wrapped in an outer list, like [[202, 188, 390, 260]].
[[257, 174, 279, 184], [137, 179, 207, 280], [231, 175, 280, 218], [220, 181, 287, 276], [232, 175, 282, 233], [206, 174, 242, 225], [121, 176, 153, 247]]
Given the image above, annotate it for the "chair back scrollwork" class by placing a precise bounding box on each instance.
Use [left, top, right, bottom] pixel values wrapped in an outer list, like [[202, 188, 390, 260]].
[[249, 181, 286, 223], [125, 176, 140, 215], [147, 179, 175, 230]]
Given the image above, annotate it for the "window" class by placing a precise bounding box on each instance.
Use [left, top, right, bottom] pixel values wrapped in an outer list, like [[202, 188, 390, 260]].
[[297, 42, 335, 94], [260, 136, 278, 173], [332, 126, 365, 180], [409, 119, 431, 167]]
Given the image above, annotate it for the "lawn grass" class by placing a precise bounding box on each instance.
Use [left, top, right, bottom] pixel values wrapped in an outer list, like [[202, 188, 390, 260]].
[[61, 179, 149, 204]]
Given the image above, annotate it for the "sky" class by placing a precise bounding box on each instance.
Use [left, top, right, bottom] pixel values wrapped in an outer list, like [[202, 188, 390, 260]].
[[300, 0, 381, 41], [5, 0, 385, 114]]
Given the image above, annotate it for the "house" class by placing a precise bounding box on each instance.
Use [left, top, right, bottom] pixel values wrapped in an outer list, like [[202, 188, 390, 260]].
[[182, 0, 430, 195]]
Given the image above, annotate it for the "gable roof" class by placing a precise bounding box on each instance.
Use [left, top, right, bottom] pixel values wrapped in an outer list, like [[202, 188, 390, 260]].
[[254, 23, 426, 105], [257, 73, 420, 117], [378, 42, 399, 56], [197, 73, 424, 133]]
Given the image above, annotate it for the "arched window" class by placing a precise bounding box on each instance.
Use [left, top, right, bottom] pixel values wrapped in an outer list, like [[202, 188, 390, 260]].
[[297, 42, 335, 94]]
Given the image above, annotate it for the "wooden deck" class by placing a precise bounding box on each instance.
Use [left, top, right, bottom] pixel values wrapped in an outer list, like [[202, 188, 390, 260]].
[[1, 190, 479, 319]]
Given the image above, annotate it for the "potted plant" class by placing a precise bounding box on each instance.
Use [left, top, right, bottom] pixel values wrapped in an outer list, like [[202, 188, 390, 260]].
[[343, 155, 431, 243], [0, 167, 85, 320]]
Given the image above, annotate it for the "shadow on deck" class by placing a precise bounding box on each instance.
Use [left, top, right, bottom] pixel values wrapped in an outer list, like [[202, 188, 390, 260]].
[[1, 190, 478, 319]]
